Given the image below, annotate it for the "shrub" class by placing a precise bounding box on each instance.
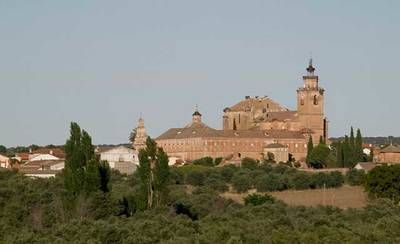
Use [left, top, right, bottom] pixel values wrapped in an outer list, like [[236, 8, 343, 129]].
[[326, 171, 344, 188], [346, 169, 365, 186], [288, 172, 312, 190], [365, 164, 400, 203], [192, 157, 214, 167], [244, 193, 276, 206], [256, 174, 285, 192], [232, 173, 253, 193], [241, 157, 258, 170], [220, 165, 237, 182], [186, 171, 206, 186]]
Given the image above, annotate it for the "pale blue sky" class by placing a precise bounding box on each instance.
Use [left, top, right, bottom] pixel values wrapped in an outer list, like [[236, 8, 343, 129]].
[[1, 0, 399, 147]]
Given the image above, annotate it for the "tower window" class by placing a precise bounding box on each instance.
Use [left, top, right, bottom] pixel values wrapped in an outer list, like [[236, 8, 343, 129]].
[[300, 96, 304, 105], [313, 95, 318, 105], [262, 108, 267, 113]]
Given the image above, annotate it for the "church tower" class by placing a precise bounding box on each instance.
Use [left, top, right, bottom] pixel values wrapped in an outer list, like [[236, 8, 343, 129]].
[[297, 59, 328, 143], [133, 117, 147, 150]]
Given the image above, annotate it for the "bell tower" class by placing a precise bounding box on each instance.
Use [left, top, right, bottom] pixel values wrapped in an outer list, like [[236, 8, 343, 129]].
[[297, 59, 327, 143], [133, 117, 147, 150]]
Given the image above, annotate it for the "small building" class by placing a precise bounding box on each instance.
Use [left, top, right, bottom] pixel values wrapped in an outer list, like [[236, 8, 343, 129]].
[[19, 160, 65, 178], [263, 143, 289, 163], [99, 146, 138, 174], [376, 144, 400, 164], [354, 162, 377, 172], [0, 154, 10, 168]]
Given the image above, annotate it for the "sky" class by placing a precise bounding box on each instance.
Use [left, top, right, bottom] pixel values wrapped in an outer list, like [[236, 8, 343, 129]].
[[1, 0, 399, 147]]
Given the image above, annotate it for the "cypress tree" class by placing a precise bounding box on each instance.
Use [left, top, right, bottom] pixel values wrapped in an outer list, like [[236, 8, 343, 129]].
[[355, 128, 363, 162], [349, 127, 356, 164], [319, 135, 325, 144], [343, 135, 352, 168], [306, 135, 314, 163], [336, 141, 344, 167]]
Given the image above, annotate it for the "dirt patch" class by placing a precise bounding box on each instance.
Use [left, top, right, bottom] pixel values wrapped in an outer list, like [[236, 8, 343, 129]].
[[221, 185, 368, 209]]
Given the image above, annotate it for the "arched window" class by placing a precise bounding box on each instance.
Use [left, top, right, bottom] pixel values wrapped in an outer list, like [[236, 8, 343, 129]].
[[300, 96, 304, 105], [262, 108, 267, 113], [313, 95, 318, 105]]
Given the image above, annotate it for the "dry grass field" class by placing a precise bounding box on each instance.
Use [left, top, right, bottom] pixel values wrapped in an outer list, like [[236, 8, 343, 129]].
[[221, 185, 368, 209]]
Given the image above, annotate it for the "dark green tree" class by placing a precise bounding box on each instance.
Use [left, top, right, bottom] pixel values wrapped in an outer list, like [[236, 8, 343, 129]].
[[308, 144, 330, 169], [64, 122, 103, 196], [355, 128, 363, 162], [306, 135, 314, 163], [365, 165, 400, 203], [0, 145, 6, 154], [98, 161, 111, 193]]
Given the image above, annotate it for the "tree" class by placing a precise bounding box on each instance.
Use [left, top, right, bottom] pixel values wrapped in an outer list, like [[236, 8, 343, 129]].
[[342, 135, 353, 168], [319, 135, 325, 144], [241, 157, 258, 170], [306, 135, 313, 163], [137, 137, 170, 209], [365, 165, 400, 203], [0, 145, 6, 154], [64, 122, 103, 196], [308, 144, 330, 169], [244, 193, 275, 206], [129, 128, 137, 144], [99, 161, 111, 193], [355, 129, 363, 162]]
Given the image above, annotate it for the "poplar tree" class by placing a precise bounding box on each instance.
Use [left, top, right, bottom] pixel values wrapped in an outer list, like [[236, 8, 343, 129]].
[[138, 137, 170, 209], [64, 122, 107, 196]]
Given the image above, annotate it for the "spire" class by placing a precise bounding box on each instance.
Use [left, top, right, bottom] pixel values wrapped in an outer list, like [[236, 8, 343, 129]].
[[306, 57, 315, 75]]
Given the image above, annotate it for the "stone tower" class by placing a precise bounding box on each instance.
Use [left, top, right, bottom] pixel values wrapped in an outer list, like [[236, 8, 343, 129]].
[[133, 117, 147, 150], [192, 107, 202, 123], [297, 59, 327, 143]]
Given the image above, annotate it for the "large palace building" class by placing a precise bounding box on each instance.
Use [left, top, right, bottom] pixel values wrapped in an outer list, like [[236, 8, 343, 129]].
[[155, 60, 328, 162]]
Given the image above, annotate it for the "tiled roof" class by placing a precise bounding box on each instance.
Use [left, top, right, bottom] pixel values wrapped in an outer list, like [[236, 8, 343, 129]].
[[31, 148, 65, 159], [21, 160, 64, 170], [156, 121, 305, 140], [380, 144, 400, 153]]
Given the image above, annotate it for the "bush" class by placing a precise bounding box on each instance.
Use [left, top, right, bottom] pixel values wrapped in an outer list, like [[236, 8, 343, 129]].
[[192, 157, 214, 167], [365, 165, 400, 203], [220, 165, 237, 182], [256, 174, 285, 192], [288, 172, 312, 190], [244, 193, 276, 206], [232, 173, 253, 193], [346, 169, 365, 186], [241, 157, 258, 170], [186, 171, 206, 186]]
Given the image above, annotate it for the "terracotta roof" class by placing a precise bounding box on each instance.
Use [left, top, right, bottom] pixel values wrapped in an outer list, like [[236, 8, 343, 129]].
[[227, 96, 289, 112], [156, 121, 305, 140], [21, 160, 64, 170], [380, 144, 400, 153], [31, 148, 65, 159], [15, 153, 30, 161]]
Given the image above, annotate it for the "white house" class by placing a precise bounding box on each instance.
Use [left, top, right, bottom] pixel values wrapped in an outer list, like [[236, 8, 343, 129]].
[[99, 146, 138, 174], [0, 154, 10, 168]]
